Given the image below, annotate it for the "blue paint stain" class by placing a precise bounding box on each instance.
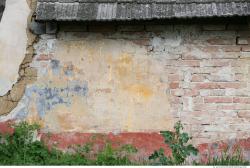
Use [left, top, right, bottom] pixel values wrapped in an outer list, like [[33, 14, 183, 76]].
[[51, 59, 59, 69], [73, 83, 88, 96], [50, 59, 75, 77], [15, 107, 28, 120], [50, 59, 60, 75], [64, 67, 74, 76], [36, 97, 46, 117], [19, 81, 89, 118], [12, 57, 89, 120]]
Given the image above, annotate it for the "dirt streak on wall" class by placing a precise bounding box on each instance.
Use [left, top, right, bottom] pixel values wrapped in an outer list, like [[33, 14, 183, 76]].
[[0, 0, 37, 116]]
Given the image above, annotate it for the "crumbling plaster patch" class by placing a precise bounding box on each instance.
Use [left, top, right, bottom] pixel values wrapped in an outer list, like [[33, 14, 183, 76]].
[[1, 33, 174, 133], [0, 0, 37, 116], [0, 0, 31, 95]]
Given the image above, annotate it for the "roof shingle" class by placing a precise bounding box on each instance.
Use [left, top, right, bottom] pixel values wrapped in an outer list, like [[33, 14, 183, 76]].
[[36, 0, 250, 21]]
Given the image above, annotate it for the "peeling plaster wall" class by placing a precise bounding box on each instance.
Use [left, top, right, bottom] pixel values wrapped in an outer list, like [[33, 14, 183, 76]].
[[0, 0, 37, 116], [0, 0, 30, 95], [5, 33, 174, 133], [1, 19, 250, 147]]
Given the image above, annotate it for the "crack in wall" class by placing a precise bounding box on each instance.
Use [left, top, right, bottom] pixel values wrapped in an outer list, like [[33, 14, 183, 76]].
[[0, 0, 38, 116]]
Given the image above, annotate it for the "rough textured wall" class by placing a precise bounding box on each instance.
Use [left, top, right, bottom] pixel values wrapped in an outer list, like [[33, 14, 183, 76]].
[[1, 21, 250, 146]]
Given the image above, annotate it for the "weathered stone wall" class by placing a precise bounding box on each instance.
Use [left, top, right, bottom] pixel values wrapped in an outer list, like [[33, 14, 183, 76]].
[[1, 19, 250, 146]]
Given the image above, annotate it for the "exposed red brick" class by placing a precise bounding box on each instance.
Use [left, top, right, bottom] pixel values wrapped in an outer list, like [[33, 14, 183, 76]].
[[239, 138, 250, 150], [238, 111, 250, 118], [0, 121, 14, 134], [233, 97, 250, 104], [198, 143, 209, 152], [219, 82, 244, 89], [184, 89, 199, 96], [191, 74, 205, 82], [196, 83, 220, 89], [198, 138, 250, 164], [197, 82, 243, 89], [169, 82, 179, 89], [217, 104, 237, 110], [204, 97, 233, 103], [193, 104, 217, 111], [36, 54, 52, 61], [242, 46, 250, 52]]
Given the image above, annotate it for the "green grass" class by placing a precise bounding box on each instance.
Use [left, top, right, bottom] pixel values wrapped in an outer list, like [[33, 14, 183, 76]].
[[0, 122, 136, 165], [195, 149, 249, 166], [0, 121, 249, 166]]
